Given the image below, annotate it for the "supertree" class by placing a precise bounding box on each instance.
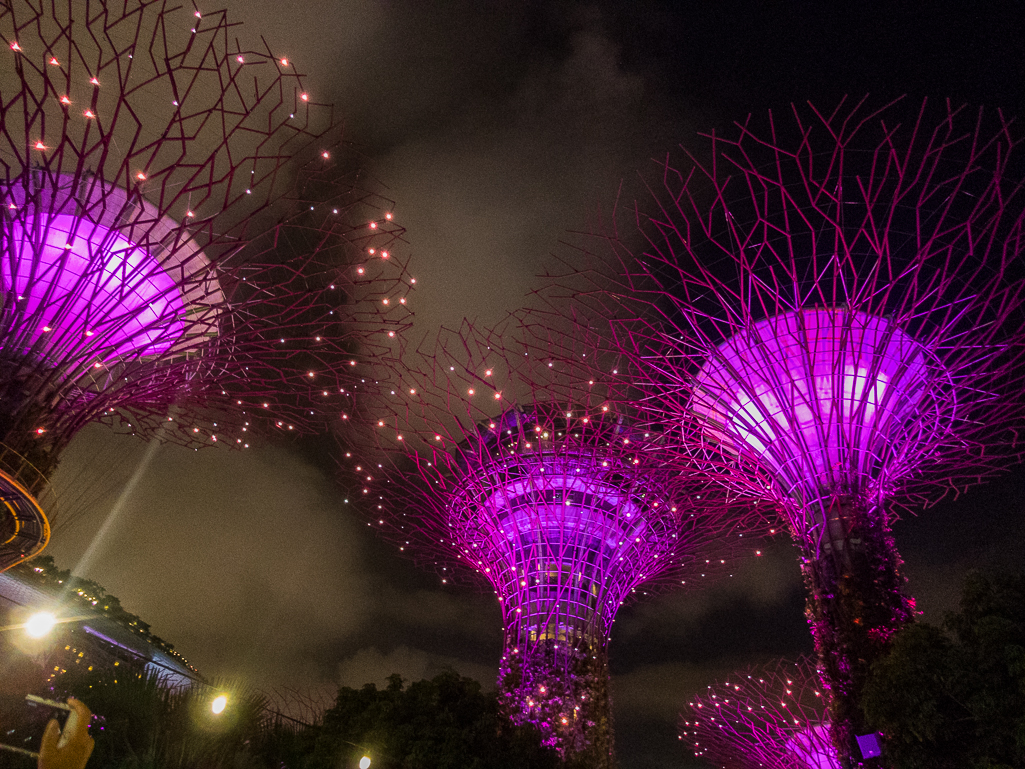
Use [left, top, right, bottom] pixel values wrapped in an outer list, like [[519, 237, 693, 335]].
[[346, 315, 760, 767], [0, 1, 413, 571], [536, 98, 1025, 765], [680, 657, 837, 769]]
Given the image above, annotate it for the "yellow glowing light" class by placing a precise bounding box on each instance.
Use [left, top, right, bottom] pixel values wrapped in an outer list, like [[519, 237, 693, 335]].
[[211, 695, 227, 714], [25, 612, 57, 638], [359, 757, 371, 769]]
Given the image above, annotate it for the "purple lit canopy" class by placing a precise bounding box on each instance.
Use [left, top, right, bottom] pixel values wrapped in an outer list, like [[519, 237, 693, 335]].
[[692, 307, 946, 527], [536, 97, 1025, 766], [681, 657, 838, 769], [4, 180, 213, 362], [0, 0, 413, 570], [348, 316, 758, 767]]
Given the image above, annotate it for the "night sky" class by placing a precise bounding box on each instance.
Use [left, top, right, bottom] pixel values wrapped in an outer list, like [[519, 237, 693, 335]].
[[44, 3, 1025, 767]]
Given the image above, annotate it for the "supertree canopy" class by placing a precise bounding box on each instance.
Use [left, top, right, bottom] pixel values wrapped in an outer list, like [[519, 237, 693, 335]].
[[0, 0, 413, 570], [538, 98, 1025, 765], [346, 316, 759, 767], [681, 657, 837, 769]]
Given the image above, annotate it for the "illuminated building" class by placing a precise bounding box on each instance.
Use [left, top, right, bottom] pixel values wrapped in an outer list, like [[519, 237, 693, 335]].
[[0, 1, 413, 570]]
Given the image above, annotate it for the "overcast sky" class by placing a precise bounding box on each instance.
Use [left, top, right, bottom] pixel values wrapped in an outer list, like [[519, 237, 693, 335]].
[[46, 2, 1025, 767]]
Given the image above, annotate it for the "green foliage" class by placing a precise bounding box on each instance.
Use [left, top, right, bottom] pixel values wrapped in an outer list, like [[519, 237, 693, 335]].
[[313, 671, 560, 769], [862, 571, 1025, 769], [245, 716, 322, 769]]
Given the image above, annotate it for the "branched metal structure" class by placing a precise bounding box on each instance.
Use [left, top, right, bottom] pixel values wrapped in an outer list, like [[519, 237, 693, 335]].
[[681, 657, 837, 769], [0, 0, 413, 570], [539, 98, 1025, 765], [347, 316, 760, 768]]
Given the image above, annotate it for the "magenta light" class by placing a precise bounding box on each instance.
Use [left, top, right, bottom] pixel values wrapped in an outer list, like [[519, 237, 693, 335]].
[[7, 213, 187, 358], [682, 657, 839, 769], [692, 308, 943, 507], [0, 0, 413, 567], [452, 408, 678, 645], [449, 403, 679, 764], [786, 723, 841, 769]]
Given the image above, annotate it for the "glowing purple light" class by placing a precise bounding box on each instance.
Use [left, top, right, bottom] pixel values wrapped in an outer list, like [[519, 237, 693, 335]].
[[692, 308, 944, 504], [0, 0, 414, 571], [2, 178, 216, 364], [544, 100, 1025, 766], [7, 214, 184, 355], [681, 657, 839, 769], [786, 723, 840, 769], [356, 317, 753, 767], [452, 424, 677, 646], [451, 407, 676, 764]]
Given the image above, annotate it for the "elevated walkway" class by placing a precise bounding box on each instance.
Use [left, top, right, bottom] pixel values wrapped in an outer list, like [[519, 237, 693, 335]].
[[0, 444, 53, 573]]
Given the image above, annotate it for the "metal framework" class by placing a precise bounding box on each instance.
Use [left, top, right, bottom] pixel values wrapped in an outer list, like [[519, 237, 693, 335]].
[[681, 657, 837, 769], [538, 98, 1025, 765], [348, 316, 759, 768], [0, 0, 413, 569]]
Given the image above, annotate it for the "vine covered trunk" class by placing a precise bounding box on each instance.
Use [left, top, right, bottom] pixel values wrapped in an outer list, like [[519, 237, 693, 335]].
[[800, 497, 914, 768], [498, 637, 615, 769]]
